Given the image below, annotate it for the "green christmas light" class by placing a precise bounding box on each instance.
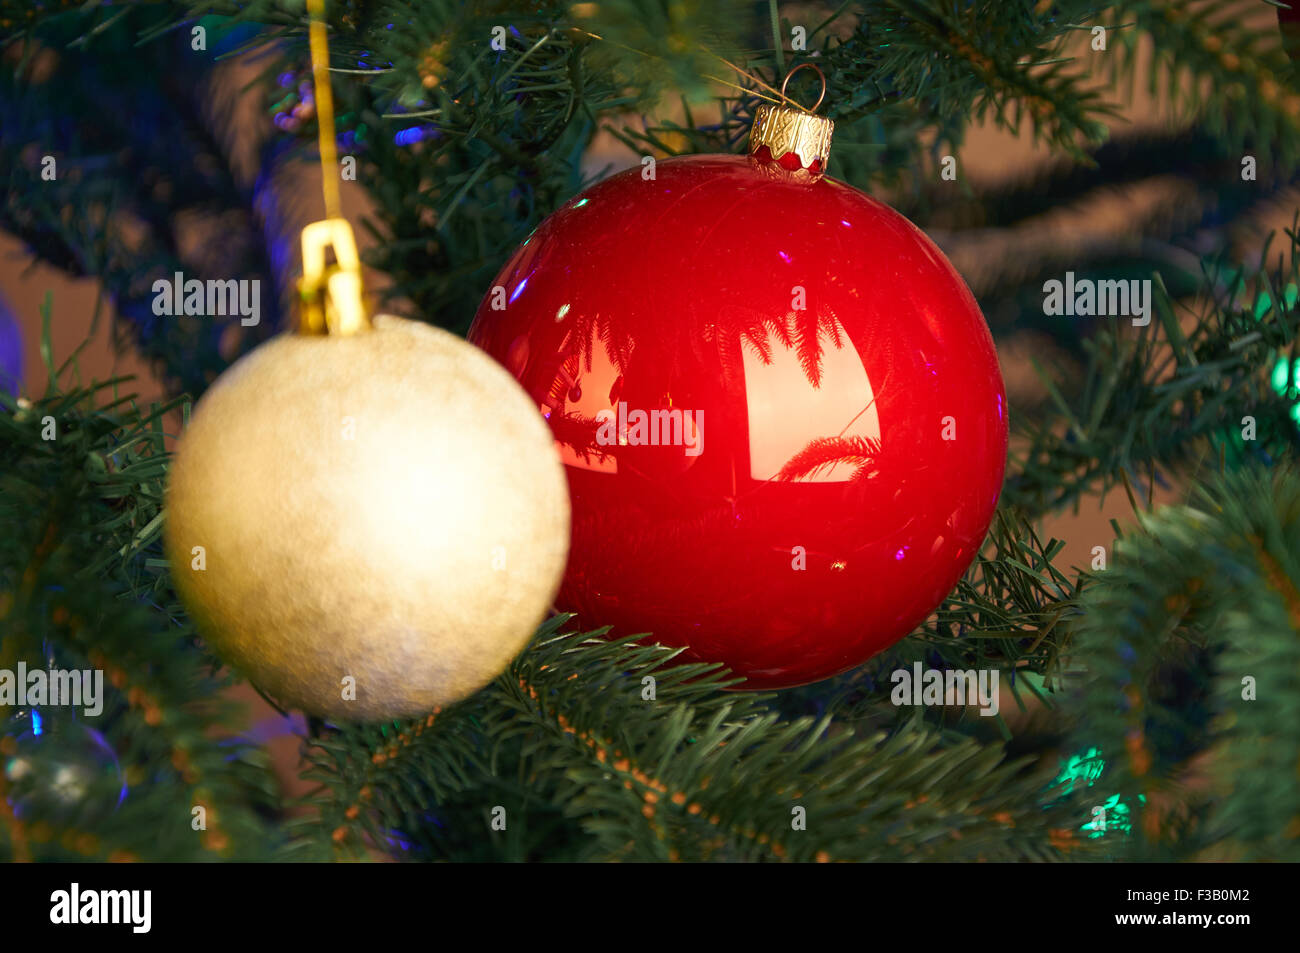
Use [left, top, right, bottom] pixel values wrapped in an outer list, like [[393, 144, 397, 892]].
[[1251, 281, 1299, 319], [1249, 281, 1300, 426], [1051, 746, 1145, 839], [1271, 356, 1300, 426], [1082, 792, 1132, 837], [1055, 746, 1106, 787]]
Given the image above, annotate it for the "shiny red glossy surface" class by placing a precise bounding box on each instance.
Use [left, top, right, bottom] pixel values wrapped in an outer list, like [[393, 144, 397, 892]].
[[469, 154, 1007, 689]]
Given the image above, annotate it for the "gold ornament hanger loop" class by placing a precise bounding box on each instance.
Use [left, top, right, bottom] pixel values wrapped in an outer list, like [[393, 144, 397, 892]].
[[780, 62, 827, 114], [299, 220, 368, 336], [748, 63, 834, 172], [297, 0, 370, 336]]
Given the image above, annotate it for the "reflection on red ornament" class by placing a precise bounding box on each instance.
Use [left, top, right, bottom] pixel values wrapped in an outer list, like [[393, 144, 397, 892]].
[[470, 150, 1007, 690]]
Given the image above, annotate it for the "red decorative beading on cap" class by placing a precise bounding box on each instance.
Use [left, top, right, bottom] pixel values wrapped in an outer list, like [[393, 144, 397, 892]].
[[748, 103, 834, 173]]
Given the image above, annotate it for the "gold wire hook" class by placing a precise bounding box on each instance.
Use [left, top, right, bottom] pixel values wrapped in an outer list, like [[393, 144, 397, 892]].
[[780, 62, 827, 113], [299, 220, 369, 336], [297, 0, 369, 336]]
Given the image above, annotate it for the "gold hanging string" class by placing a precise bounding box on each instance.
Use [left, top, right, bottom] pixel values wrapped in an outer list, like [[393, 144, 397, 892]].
[[308, 0, 342, 220], [569, 28, 832, 170], [711, 52, 804, 111], [570, 28, 817, 113], [297, 0, 368, 335]]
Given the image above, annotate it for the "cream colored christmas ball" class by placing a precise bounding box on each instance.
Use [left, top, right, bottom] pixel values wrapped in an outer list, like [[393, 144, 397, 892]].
[[164, 315, 570, 721]]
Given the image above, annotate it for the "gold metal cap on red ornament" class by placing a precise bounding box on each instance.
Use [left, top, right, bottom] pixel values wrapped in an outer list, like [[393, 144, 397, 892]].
[[748, 63, 835, 172]]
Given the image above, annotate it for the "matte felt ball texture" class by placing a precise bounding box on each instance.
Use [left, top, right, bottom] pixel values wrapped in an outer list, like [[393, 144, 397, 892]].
[[165, 315, 571, 721]]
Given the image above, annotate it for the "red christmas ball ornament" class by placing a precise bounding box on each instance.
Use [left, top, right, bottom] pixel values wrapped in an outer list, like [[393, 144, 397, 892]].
[[469, 70, 1007, 689]]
